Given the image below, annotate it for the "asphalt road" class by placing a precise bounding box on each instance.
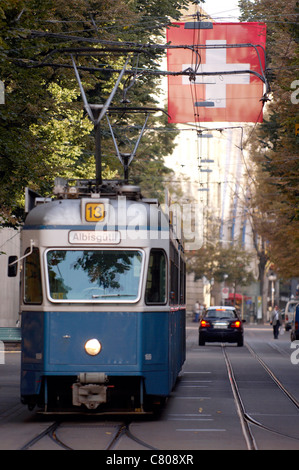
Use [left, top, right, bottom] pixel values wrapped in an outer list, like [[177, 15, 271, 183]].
[[1, 320, 299, 451]]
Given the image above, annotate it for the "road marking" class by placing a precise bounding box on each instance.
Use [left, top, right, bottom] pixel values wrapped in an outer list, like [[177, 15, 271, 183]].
[[168, 413, 211, 417], [176, 429, 226, 432], [181, 380, 212, 383], [168, 418, 213, 421], [183, 371, 211, 374], [178, 385, 209, 388], [174, 396, 211, 399]]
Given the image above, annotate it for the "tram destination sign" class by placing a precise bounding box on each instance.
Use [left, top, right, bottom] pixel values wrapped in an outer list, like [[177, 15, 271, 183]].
[[69, 230, 120, 245]]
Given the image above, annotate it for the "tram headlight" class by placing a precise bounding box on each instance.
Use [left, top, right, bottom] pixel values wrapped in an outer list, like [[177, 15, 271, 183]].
[[84, 339, 102, 356]]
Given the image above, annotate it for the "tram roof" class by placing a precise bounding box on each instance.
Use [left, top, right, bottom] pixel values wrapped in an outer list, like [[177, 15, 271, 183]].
[[23, 181, 184, 246], [24, 196, 172, 232]]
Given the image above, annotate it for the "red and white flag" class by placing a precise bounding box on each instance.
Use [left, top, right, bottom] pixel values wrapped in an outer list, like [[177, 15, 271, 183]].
[[167, 22, 267, 123]]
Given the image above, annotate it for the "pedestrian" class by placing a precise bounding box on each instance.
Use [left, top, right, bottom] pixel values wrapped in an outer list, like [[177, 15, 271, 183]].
[[270, 305, 282, 339], [193, 300, 200, 322]]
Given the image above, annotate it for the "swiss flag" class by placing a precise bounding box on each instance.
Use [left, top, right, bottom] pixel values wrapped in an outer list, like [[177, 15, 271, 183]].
[[167, 22, 267, 123]]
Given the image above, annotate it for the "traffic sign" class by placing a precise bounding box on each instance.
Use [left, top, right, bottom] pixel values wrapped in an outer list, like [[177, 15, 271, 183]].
[[222, 287, 229, 299]]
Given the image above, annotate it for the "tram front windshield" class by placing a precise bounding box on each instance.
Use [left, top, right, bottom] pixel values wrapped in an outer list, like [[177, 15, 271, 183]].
[[46, 249, 143, 302]]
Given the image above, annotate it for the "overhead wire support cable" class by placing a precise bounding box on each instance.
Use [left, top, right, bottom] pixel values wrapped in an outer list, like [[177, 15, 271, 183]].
[[15, 30, 270, 97], [18, 59, 269, 94]]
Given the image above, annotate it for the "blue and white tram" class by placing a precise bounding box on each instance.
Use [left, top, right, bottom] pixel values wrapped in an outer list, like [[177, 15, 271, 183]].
[[18, 181, 186, 413]]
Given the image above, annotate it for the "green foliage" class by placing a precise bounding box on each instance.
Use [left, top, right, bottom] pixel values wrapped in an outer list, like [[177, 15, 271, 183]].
[[187, 242, 255, 287], [0, 0, 188, 216], [239, 0, 299, 278]]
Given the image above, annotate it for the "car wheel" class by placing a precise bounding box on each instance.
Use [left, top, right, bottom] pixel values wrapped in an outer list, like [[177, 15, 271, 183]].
[[237, 337, 244, 347], [199, 335, 205, 346]]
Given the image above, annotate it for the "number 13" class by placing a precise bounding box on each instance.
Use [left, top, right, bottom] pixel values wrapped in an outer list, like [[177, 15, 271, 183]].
[[85, 203, 105, 221]]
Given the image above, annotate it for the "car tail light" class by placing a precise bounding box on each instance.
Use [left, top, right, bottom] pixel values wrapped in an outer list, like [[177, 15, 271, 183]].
[[200, 319, 211, 328], [296, 321, 298, 331], [231, 320, 241, 328]]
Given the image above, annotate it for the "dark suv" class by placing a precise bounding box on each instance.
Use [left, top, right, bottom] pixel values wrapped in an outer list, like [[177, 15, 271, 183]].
[[199, 306, 244, 347]]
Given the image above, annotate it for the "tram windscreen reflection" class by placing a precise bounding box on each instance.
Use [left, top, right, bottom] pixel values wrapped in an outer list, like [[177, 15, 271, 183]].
[[46, 250, 143, 301]]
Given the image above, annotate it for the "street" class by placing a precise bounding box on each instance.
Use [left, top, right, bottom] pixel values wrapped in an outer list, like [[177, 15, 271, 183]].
[[1, 320, 299, 451]]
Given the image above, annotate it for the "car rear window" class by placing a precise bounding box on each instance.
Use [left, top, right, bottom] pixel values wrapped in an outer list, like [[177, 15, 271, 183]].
[[206, 309, 236, 319]]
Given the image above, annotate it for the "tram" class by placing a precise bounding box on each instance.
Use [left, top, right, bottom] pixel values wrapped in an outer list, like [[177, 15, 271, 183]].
[[14, 179, 186, 413]]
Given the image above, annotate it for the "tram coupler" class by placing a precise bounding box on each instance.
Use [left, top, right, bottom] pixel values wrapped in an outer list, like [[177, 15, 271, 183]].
[[72, 373, 108, 410]]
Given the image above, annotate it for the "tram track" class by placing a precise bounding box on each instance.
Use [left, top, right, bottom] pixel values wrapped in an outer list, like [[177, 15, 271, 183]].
[[246, 342, 299, 409], [105, 421, 158, 450], [222, 342, 299, 450], [20, 419, 159, 451], [222, 345, 257, 450], [20, 422, 62, 450]]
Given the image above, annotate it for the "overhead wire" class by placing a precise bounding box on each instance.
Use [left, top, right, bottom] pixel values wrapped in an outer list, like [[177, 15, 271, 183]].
[[184, 3, 207, 173], [3, 4, 295, 219], [5, 7, 270, 155]]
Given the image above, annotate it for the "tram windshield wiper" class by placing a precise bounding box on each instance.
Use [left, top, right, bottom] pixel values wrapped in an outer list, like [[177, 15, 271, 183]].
[[91, 294, 135, 298]]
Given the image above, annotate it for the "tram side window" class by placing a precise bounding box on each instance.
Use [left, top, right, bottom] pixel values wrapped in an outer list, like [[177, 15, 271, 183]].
[[170, 243, 178, 304], [180, 258, 186, 304], [169, 242, 185, 305], [145, 250, 166, 304], [24, 247, 42, 304]]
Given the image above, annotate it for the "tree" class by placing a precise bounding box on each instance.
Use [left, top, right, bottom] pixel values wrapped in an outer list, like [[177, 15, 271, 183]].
[[238, 0, 299, 278], [0, 0, 189, 216], [187, 241, 255, 298]]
